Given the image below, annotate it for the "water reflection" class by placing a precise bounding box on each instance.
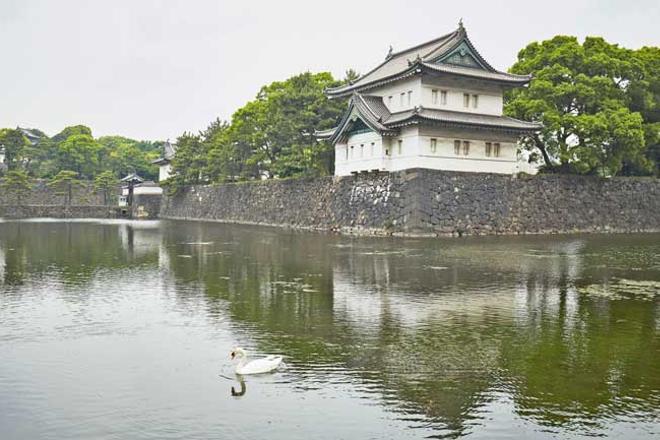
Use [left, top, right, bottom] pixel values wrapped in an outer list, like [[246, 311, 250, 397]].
[[0, 220, 658, 439], [231, 377, 247, 397]]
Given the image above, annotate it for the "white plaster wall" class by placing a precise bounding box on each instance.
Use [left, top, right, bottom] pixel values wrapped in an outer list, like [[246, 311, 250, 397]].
[[159, 164, 172, 181], [122, 186, 163, 196], [335, 127, 420, 176], [335, 131, 387, 175], [335, 125, 532, 175], [420, 85, 502, 115], [421, 76, 504, 116], [414, 135, 518, 174], [369, 78, 421, 113]]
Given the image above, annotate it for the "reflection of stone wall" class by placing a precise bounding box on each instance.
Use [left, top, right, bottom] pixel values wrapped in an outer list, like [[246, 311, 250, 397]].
[[0, 205, 120, 219], [160, 169, 660, 236]]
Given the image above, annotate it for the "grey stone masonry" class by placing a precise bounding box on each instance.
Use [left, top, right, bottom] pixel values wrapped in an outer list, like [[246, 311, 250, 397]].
[[160, 169, 660, 236]]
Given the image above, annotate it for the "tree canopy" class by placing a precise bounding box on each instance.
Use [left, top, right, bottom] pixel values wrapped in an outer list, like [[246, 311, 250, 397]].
[[0, 125, 162, 181], [168, 71, 348, 188], [505, 36, 659, 176]]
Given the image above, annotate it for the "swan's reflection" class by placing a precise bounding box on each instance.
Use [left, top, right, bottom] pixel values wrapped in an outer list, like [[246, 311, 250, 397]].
[[231, 376, 246, 397]]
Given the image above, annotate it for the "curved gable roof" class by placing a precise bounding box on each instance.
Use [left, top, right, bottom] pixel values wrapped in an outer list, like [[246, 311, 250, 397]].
[[326, 24, 530, 97]]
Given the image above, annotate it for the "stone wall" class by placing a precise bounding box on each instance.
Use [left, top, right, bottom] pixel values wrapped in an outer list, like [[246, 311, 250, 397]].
[[160, 169, 660, 236], [0, 180, 122, 219], [0, 180, 107, 206], [131, 194, 162, 220]]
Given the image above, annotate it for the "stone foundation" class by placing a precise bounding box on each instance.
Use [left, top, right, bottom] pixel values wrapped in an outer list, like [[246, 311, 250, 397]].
[[160, 169, 659, 236]]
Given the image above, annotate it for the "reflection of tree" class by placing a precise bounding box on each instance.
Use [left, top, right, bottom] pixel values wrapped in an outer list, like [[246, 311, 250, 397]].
[[161, 224, 659, 437], [0, 222, 159, 289], [502, 288, 660, 429]]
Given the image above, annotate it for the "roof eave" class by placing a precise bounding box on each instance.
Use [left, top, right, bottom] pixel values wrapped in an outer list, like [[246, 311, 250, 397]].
[[386, 115, 542, 133], [419, 63, 531, 85], [326, 64, 423, 98]]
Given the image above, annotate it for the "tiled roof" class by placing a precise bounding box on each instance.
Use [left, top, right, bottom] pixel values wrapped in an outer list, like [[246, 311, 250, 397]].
[[326, 25, 530, 97], [163, 140, 177, 160], [152, 140, 177, 164], [386, 107, 542, 131], [420, 62, 530, 83], [314, 94, 396, 143]]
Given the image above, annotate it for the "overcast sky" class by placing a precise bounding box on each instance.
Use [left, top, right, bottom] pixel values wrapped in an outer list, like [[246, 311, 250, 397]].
[[1, 0, 658, 140]]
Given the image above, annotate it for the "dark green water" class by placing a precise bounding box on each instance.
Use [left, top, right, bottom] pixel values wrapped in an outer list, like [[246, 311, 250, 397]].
[[0, 219, 658, 439]]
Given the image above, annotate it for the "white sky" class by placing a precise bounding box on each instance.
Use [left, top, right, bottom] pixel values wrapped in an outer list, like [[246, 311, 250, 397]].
[[1, 0, 658, 140]]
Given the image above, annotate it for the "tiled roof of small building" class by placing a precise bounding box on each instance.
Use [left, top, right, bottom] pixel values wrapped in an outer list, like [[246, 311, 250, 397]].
[[326, 24, 530, 97]]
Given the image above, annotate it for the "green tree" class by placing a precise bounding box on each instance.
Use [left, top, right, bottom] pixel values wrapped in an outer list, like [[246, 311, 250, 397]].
[[48, 170, 80, 206], [94, 171, 118, 205], [167, 132, 208, 189], [0, 128, 30, 171], [51, 125, 92, 144], [623, 46, 660, 175], [1, 170, 32, 205], [56, 133, 102, 179], [227, 72, 345, 178], [505, 36, 651, 176], [97, 136, 159, 181]]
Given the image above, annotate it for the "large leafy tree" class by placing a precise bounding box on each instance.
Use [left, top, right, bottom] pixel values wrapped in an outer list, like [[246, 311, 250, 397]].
[[167, 132, 208, 188], [505, 36, 655, 176], [57, 133, 102, 179], [0, 123, 166, 181], [97, 136, 159, 180], [624, 46, 660, 175], [0, 128, 30, 171], [227, 71, 345, 178]]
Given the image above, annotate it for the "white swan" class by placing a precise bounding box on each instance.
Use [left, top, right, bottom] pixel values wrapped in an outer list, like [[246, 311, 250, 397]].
[[230, 347, 283, 375]]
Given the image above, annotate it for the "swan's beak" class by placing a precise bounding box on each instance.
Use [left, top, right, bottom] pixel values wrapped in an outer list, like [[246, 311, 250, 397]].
[[230, 351, 235, 360]]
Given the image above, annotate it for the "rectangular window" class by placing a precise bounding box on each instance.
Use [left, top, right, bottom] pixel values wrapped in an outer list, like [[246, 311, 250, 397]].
[[397, 139, 403, 155], [345, 146, 349, 160], [388, 96, 393, 106], [441, 90, 447, 105], [430, 138, 437, 153], [407, 91, 412, 106], [493, 142, 501, 157], [472, 94, 479, 108], [370, 142, 375, 156], [463, 93, 470, 108], [350, 145, 354, 159], [485, 142, 492, 157], [454, 140, 461, 155], [400, 93, 405, 106], [360, 144, 364, 158], [462, 141, 470, 156], [431, 89, 438, 104], [385, 146, 391, 156]]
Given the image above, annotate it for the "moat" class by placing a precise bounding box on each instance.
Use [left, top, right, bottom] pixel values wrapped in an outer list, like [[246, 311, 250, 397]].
[[0, 219, 658, 439]]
